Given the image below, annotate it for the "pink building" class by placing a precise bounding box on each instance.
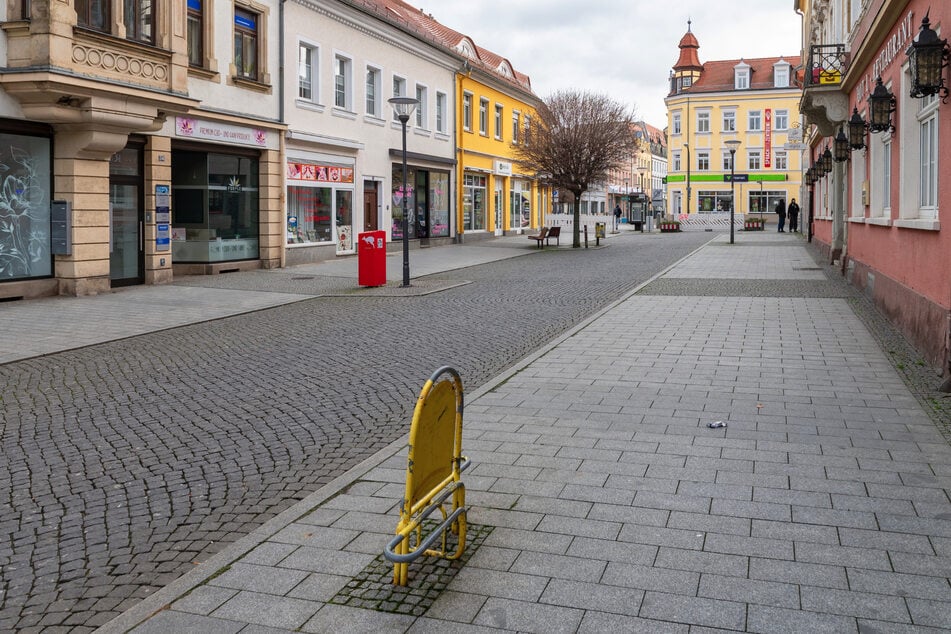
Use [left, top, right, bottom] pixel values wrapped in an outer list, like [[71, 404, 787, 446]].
[[800, 0, 951, 379]]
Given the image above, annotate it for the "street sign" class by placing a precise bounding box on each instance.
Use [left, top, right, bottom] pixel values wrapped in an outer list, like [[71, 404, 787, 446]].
[[724, 174, 749, 182], [784, 142, 808, 150]]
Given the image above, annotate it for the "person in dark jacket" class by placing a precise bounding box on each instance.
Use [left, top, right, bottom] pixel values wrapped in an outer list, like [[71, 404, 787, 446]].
[[776, 199, 787, 232], [787, 198, 800, 232]]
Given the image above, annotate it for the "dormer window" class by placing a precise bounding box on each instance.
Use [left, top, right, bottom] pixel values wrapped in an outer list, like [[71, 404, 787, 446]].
[[734, 62, 751, 90], [774, 61, 791, 87]]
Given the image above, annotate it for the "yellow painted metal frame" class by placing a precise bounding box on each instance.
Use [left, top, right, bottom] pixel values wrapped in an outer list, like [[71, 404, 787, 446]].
[[383, 366, 468, 585]]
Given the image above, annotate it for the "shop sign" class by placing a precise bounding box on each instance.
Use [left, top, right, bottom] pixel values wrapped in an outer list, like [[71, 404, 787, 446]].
[[857, 10, 915, 101], [287, 161, 354, 184], [156, 223, 170, 251], [494, 160, 512, 176], [764, 109, 772, 168], [175, 117, 269, 148], [155, 184, 170, 223]]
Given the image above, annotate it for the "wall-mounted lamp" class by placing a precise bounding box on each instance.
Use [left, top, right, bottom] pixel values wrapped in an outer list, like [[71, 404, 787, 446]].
[[833, 128, 851, 162], [805, 166, 815, 187], [847, 107, 868, 150], [868, 77, 897, 133], [820, 147, 833, 175], [907, 9, 950, 101]]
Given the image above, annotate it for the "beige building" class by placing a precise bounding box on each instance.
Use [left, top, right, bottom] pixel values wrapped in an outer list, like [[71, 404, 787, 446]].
[[0, 1, 285, 299]]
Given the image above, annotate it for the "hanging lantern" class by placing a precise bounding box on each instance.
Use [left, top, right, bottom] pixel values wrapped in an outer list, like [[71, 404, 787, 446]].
[[848, 108, 867, 150], [907, 10, 950, 100], [833, 128, 850, 162], [820, 147, 833, 174], [868, 77, 896, 133]]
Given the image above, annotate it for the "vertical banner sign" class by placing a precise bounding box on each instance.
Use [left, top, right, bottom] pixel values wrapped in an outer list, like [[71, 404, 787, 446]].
[[764, 109, 772, 168]]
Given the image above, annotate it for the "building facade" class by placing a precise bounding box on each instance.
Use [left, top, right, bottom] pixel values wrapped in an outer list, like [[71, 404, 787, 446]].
[[0, 1, 544, 299], [665, 24, 803, 222], [798, 0, 951, 377]]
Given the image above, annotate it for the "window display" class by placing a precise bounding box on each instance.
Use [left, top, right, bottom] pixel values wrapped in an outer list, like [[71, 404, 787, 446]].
[[286, 160, 355, 251], [0, 132, 52, 280]]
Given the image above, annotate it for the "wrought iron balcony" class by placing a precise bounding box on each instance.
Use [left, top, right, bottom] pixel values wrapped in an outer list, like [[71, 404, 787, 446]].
[[805, 44, 848, 87]]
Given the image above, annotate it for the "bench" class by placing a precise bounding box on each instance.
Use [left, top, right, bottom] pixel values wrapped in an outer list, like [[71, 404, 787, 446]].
[[546, 226, 561, 246], [527, 227, 549, 248]]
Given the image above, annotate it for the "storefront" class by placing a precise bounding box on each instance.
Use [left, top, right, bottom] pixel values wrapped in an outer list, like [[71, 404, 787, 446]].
[[166, 116, 281, 274], [509, 179, 530, 232], [392, 164, 451, 241], [462, 172, 487, 232], [0, 121, 53, 285], [286, 159, 356, 255]]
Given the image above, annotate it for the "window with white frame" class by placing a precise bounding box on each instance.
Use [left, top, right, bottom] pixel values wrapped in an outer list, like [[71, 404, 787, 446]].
[[334, 54, 351, 110], [672, 112, 682, 135], [869, 130, 886, 218], [512, 111, 520, 144], [748, 110, 762, 131], [366, 66, 381, 116], [850, 145, 866, 218], [697, 111, 710, 133], [734, 64, 750, 89], [298, 43, 316, 101], [697, 150, 710, 171], [748, 150, 761, 170], [494, 104, 503, 139], [722, 151, 733, 171], [774, 110, 789, 130], [524, 114, 531, 141], [722, 110, 736, 132], [416, 85, 428, 128], [672, 150, 681, 171], [774, 151, 787, 170], [393, 76, 406, 121], [918, 96, 938, 217], [463, 92, 472, 131], [774, 63, 790, 87], [436, 92, 447, 134], [479, 97, 488, 135]]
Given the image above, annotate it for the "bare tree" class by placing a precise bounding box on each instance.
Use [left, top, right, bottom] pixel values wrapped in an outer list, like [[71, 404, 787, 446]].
[[516, 90, 637, 248]]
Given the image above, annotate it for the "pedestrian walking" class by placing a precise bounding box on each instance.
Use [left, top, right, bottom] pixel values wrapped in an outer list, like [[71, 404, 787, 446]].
[[613, 204, 622, 231], [775, 199, 787, 232], [787, 198, 800, 233]]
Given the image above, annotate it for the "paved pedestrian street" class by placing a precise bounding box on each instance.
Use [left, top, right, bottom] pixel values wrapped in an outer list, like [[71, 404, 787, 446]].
[[97, 232, 951, 633]]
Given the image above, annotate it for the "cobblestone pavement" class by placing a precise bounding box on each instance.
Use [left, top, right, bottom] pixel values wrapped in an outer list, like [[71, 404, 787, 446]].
[[0, 232, 712, 631]]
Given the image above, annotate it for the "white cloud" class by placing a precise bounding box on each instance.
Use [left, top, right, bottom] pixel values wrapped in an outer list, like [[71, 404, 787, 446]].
[[425, 1, 802, 128]]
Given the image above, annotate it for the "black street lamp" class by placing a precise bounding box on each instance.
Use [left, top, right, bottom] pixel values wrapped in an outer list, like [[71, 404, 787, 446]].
[[907, 10, 950, 100], [868, 77, 897, 133], [725, 139, 741, 244], [388, 96, 419, 288], [848, 107, 868, 150]]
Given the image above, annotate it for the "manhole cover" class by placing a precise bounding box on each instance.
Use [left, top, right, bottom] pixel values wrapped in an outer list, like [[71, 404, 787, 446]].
[[291, 275, 316, 280]]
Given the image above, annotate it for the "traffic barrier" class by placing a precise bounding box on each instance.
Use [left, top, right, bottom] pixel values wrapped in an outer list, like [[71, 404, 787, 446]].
[[383, 366, 470, 585]]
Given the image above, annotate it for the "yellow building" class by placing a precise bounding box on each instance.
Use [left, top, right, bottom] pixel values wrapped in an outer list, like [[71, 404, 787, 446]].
[[665, 24, 803, 222], [451, 40, 547, 237]]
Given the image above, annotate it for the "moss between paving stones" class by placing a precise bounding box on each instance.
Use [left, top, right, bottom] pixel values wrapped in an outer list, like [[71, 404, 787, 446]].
[[329, 521, 492, 617]]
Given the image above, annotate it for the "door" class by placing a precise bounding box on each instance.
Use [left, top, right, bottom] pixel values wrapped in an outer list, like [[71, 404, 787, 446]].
[[109, 145, 144, 286], [364, 182, 378, 232], [494, 183, 503, 236]]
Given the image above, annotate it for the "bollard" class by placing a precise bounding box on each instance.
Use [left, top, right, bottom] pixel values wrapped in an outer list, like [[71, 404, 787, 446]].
[[584, 224, 588, 248]]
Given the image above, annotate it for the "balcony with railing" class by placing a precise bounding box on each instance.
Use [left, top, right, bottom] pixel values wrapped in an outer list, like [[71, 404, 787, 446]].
[[800, 44, 850, 136]]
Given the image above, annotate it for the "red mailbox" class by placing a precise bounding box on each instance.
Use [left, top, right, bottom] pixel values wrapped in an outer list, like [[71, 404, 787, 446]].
[[358, 231, 387, 287]]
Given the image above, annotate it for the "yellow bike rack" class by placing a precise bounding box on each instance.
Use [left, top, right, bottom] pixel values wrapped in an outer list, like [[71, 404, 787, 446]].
[[383, 366, 469, 586]]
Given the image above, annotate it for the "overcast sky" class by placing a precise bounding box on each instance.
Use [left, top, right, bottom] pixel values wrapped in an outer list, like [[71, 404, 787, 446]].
[[424, 1, 803, 128]]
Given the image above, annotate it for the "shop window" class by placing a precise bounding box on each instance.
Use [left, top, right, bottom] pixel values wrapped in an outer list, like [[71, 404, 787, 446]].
[[510, 180, 530, 230], [76, 0, 110, 32], [0, 132, 52, 281], [391, 165, 450, 239], [285, 161, 355, 249], [463, 173, 486, 231], [698, 190, 734, 212], [124, 0, 154, 45], [171, 150, 259, 263], [233, 7, 259, 81]]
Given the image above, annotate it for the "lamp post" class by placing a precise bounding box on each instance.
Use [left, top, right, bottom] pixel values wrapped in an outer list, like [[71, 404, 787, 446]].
[[389, 96, 419, 287], [637, 165, 649, 232], [725, 139, 741, 244]]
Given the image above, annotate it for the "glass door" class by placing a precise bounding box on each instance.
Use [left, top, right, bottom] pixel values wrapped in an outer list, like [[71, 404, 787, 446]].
[[109, 144, 144, 286]]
